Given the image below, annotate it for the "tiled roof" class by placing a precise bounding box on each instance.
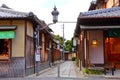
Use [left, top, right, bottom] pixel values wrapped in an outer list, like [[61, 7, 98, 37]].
[[0, 5, 53, 34], [0, 7, 29, 18], [80, 7, 120, 18], [0, 6, 47, 27]]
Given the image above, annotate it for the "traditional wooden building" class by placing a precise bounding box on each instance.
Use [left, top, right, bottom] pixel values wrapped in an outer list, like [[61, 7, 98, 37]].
[[51, 40, 62, 64], [0, 4, 55, 77], [74, 6, 120, 69], [64, 52, 76, 61], [89, 0, 120, 10], [37, 22, 54, 70]]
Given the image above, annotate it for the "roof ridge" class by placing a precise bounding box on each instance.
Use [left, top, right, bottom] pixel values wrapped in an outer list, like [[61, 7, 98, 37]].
[[1, 4, 11, 9], [82, 6, 120, 16], [0, 7, 28, 16]]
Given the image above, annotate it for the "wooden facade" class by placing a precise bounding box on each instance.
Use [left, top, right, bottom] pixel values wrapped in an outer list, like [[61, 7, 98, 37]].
[[0, 19, 35, 77], [64, 52, 76, 60], [0, 5, 54, 77], [51, 40, 62, 64], [75, 3, 120, 69], [89, 0, 120, 10], [0, 4, 62, 77]]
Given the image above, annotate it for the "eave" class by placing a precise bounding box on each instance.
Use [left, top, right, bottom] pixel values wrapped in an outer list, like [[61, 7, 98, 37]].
[[78, 17, 120, 26]]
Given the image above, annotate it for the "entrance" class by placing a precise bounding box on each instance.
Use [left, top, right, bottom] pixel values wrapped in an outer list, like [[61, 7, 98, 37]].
[[0, 39, 10, 61], [105, 30, 120, 68]]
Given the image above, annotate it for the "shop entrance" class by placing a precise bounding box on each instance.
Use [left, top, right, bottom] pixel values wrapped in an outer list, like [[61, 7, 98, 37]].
[[105, 30, 120, 68], [0, 31, 14, 61], [0, 39, 10, 61]]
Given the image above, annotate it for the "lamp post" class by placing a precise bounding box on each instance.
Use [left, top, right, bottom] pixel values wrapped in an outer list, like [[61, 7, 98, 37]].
[[51, 6, 77, 77], [51, 6, 65, 61], [62, 24, 65, 61], [51, 6, 76, 61], [56, 40, 60, 77], [34, 6, 59, 76]]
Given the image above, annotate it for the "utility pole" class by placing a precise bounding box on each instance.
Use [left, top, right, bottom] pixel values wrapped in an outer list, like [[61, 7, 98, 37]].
[[62, 24, 65, 61]]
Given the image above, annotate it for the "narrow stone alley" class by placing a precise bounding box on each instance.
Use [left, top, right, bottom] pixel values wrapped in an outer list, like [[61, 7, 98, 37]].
[[0, 61, 117, 80], [37, 61, 81, 78]]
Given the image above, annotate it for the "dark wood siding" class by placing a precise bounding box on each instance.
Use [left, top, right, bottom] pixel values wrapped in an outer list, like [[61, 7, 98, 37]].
[[53, 48, 60, 61], [26, 36, 34, 68], [0, 57, 25, 77]]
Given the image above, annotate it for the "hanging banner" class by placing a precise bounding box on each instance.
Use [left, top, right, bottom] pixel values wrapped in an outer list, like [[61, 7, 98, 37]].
[[0, 31, 14, 39]]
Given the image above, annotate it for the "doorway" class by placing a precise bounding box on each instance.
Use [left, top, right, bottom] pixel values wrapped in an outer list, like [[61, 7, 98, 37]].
[[0, 39, 10, 61], [105, 30, 120, 68]]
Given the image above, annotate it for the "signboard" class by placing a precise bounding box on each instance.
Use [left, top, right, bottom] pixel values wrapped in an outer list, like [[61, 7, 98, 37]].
[[107, 30, 120, 37], [35, 54, 40, 61], [0, 31, 14, 39]]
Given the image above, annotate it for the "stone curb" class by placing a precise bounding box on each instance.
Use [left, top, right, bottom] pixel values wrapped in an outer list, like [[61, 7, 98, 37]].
[[26, 61, 63, 78], [104, 76, 120, 79]]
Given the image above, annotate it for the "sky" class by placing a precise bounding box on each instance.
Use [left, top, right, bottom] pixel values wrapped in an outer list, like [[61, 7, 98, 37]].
[[0, 0, 92, 40]]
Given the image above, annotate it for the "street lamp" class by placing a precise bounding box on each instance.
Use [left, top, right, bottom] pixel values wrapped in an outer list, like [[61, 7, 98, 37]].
[[51, 6, 59, 23], [72, 37, 78, 54], [51, 6, 76, 78], [51, 6, 65, 61], [51, 6, 76, 61], [51, 6, 61, 78], [34, 6, 60, 76], [72, 37, 78, 47]]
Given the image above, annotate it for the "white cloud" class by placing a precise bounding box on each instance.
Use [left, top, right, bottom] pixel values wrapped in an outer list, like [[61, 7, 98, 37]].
[[49, 0, 92, 40], [0, 0, 92, 40]]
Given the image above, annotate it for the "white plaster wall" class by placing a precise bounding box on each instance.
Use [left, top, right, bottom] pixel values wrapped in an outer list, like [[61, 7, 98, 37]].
[[89, 30, 104, 64]]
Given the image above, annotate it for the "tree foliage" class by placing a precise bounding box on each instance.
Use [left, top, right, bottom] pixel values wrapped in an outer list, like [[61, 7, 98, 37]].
[[64, 40, 72, 52], [53, 34, 72, 52], [53, 34, 64, 45]]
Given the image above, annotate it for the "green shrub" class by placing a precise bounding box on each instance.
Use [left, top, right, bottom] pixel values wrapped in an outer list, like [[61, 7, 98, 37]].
[[82, 68, 89, 74], [75, 58, 79, 67], [72, 57, 76, 61], [89, 69, 103, 74], [82, 68, 104, 75]]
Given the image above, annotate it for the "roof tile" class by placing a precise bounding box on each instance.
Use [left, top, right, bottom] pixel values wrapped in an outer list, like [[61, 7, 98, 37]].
[[80, 7, 120, 18], [0, 7, 29, 18]]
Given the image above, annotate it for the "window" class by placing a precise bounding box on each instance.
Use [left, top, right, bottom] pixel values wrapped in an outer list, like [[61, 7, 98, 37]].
[[0, 39, 10, 61]]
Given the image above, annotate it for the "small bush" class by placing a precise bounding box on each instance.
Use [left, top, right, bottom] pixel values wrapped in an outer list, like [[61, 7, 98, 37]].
[[75, 58, 79, 67], [82, 68, 104, 75], [82, 68, 89, 74], [72, 57, 76, 61], [88, 69, 103, 74]]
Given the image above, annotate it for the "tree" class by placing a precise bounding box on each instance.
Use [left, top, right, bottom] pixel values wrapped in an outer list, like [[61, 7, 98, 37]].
[[64, 40, 72, 52], [53, 34, 72, 52], [53, 34, 65, 45]]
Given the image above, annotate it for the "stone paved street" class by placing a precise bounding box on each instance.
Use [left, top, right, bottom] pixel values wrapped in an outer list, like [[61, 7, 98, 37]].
[[37, 61, 81, 78], [0, 61, 120, 80], [0, 77, 119, 80]]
